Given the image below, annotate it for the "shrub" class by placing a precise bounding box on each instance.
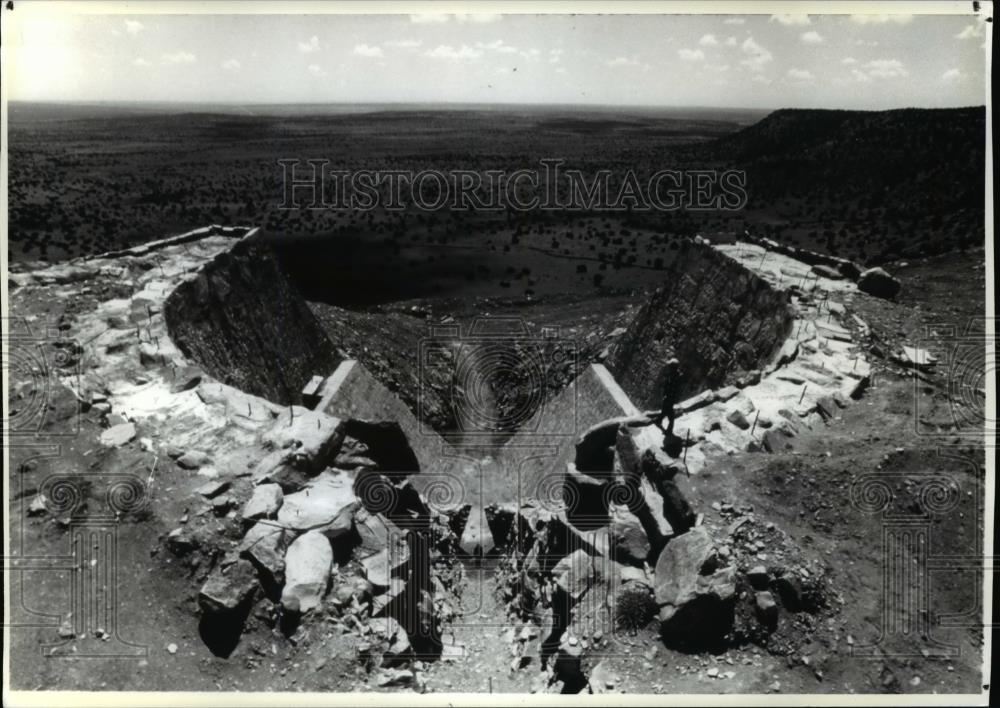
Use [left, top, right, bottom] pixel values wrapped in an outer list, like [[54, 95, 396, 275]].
[[615, 584, 657, 633]]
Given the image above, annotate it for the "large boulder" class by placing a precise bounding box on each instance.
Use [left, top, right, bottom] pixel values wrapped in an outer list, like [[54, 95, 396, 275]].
[[280, 530, 332, 613], [263, 407, 345, 472], [552, 549, 601, 602], [199, 559, 259, 614], [654, 527, 736, 648], [100, 422, 136, 448], [608, 506, 652, 566], [241, 483, 283, 521], [276, 470, 358, 538], [858, 267, 901, 299], [238, 522, 288, 586]]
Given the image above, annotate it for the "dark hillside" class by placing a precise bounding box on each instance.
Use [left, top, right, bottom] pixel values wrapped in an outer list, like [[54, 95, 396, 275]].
[[698, 107, 986, 263]]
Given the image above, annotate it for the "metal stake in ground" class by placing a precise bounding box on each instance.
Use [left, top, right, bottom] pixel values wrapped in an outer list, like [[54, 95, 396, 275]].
[[683, 430, 691, 477], [750, 410, 761, 436]]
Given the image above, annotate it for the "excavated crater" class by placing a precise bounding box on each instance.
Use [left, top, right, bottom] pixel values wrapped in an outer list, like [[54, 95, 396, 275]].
[[164, 232, 794, 452], [148, 227, 862, 689]]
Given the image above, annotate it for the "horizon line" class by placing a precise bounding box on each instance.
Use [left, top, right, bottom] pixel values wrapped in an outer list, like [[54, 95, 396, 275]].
[[7, 99, 987, 112]]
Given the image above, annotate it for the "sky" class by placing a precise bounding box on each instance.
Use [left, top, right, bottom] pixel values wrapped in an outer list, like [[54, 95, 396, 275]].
[[3, 8, 991, 109]]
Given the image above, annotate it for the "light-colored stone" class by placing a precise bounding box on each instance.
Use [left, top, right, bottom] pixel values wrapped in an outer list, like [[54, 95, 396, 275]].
[[276, 470, 358, 536], [552, 549, 600, 601], [263, 407, 345, 472], [177, 449, 211, 470], [281, 530, 332, 613], [242, 483, 283, 520], [654, 527, 736, 641], [196, 479, 229, 498], [100, 422, 136, 447], [239, 522, 287, 582], [199, 559, 258, 613]]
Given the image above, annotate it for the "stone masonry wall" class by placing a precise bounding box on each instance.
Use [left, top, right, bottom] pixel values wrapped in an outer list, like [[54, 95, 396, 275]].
[[163, 232, 339, 405], [606, 239, 794, 410]]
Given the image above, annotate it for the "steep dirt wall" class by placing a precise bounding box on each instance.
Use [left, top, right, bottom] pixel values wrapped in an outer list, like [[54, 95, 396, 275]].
[[164, 233, 339, 405], [606, 240, 794, 410]]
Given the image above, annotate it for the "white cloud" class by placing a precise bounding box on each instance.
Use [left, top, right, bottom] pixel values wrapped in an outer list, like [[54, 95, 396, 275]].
[[476, 39, 519, 54], [307, 64, 325, 77], [752, 74, 773, 85], [942, 68, 963, 81], [425, 44, 483, 60], [607, 56, 649, 70], [353, 43, 383, 58], [770, 14, 811, 26], [124, 20, 145, 35], [698, 34, 719, 47], [385, 39, 423, 49], [740, 37, 773, 72], [298, 36, 320, 53], [161, 51, 196, 65], [410, 13, 501, 24], [549, 48, 563, 64], [725, 36, 738, 47], [955, 24, 985, 40], [555, 66, 567, 75], [723, 18, 746, 26], [132, 57, 150, 67], [863, 58, 908, 79], [678, 48, 706, 61], [221, 58, 241, 71], [850, 58, 908, 82], [801, 31, 824, 44], [787, 68, 814, 81], [850, 14, 913, 25], [841, 57, 858, 65]]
